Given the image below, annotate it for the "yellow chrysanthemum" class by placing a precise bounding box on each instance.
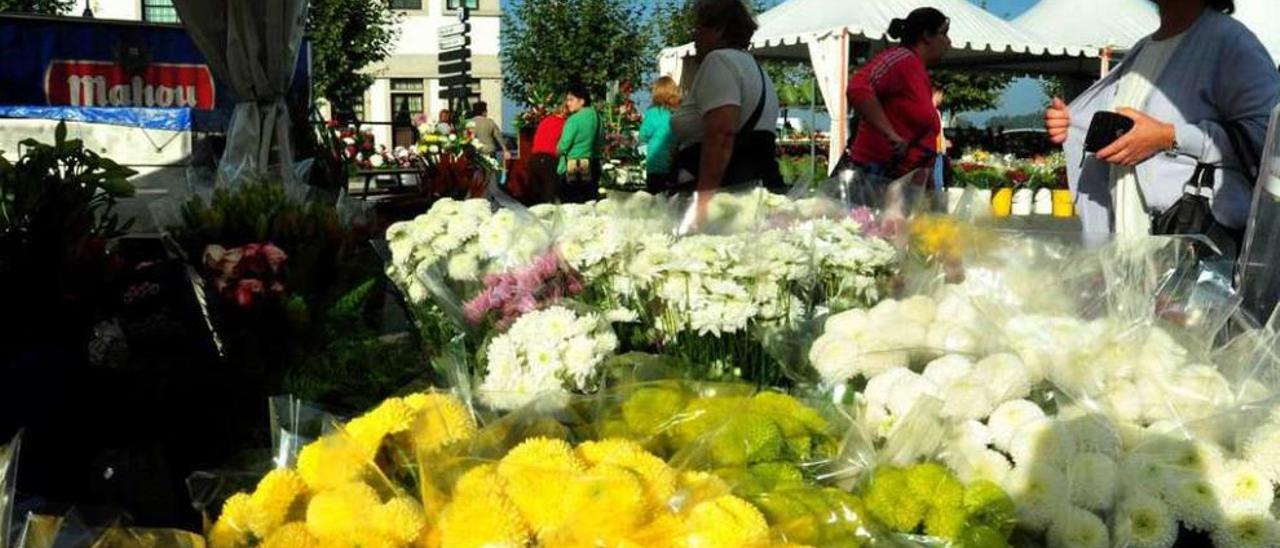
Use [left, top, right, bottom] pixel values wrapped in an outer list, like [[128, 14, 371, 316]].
[[684, 495, 770, 548], [624, 513, 686, 548], [249, 468, 309, 538], [296, 434, 370, 491], [577, 439, 678, 508], [436, 471, 530, 548], [374, 496, 429, 544], [404, 393, 478, 455], [497, 437, 586, 533], [304, 482, 381, 541], [218, 493, 254, 532], [677, 471, 733, 508], [543, 464, 648, 545], [207, 519, 250, 548], [261, 523, 323, 548], [346, 397, 416, 456]]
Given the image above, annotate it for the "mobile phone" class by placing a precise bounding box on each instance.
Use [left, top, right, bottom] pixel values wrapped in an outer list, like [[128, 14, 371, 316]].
[[1084, 111, 1136, 153]]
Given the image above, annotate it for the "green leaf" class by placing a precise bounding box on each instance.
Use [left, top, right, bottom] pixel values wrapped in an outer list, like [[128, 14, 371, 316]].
[[54, 120, 67, 148], [101, 177, 136, 198]]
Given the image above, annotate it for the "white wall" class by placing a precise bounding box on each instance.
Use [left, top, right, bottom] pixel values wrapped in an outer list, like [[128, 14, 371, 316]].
[[71, 0, 143, 21]]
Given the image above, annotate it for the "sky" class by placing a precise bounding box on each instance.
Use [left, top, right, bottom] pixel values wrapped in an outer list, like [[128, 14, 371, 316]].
[[501, 0, 1050, 129]]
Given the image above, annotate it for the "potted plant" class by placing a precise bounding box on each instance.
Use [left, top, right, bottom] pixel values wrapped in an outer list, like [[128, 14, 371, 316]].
[[1007, 168, 1034, 216]]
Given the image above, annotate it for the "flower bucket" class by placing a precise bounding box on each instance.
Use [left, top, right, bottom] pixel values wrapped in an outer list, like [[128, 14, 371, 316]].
[[1033, 188, 1053, 215], [1011, 188, 1034, 216], [971, 188, 993, 218], [1052, 189, 1074, 218], [946, 187, 966, 214], [992, 188, 1013, 218]]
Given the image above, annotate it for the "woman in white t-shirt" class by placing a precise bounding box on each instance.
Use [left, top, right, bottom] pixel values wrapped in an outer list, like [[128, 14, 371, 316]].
[[671, 0, 783, 201]]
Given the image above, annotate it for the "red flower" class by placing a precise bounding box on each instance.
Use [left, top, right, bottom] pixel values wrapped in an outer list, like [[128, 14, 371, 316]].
[[261, 243, 288, 272], [234, 279, 264, 308]]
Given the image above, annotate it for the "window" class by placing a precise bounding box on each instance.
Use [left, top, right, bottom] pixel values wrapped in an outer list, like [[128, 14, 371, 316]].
[[389, 0, 421, 9], [141, 0, 180, 23], [390, 78, 425, 124]]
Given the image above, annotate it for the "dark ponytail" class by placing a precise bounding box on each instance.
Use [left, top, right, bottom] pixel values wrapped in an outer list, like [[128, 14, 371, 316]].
[[887, 7, 949, 46], [1207, 0, 1234, 14]]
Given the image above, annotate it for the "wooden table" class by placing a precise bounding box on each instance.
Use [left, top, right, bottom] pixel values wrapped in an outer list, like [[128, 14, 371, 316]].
[[351, 167, 421, 199]]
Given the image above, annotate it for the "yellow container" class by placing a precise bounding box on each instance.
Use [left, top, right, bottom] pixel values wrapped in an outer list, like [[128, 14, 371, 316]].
[[992, 188, 1013, 218], [1052, 189, 1074, 218]]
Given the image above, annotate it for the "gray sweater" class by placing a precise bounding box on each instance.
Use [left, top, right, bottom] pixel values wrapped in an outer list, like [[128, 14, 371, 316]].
[[1065, 10, 1280, 233], [471, 115, 508, 155]]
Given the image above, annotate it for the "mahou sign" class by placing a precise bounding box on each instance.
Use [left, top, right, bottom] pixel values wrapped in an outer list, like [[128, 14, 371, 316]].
[[45, 60, 216, 110]]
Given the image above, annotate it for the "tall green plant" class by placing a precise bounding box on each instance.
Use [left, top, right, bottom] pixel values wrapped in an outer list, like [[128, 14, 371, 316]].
[[502, 0, 652, 106], [931, 71, 1015, 117], [308, 0, 402, 117], [0, 122, 136, 341], [0, 0, 71, 14]]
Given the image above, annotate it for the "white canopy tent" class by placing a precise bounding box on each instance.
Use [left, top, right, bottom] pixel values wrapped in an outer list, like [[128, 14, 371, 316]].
[[1235, 0, 1280, 68], [1013, 0, 1157, 53], [658, 0, 1101, 171]]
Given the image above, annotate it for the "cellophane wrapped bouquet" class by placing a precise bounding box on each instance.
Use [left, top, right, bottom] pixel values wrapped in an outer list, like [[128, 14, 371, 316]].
[[802, 214, 1280, 547]]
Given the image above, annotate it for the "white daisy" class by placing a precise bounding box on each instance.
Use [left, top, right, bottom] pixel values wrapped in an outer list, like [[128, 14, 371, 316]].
[[1046, 506, 1108, 548], [1114, 493, 1177, 548]]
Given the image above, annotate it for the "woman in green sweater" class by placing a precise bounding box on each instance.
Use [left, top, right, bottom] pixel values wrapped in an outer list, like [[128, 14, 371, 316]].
[[557, 83, 604, 203], [638, 76, 681, 193]]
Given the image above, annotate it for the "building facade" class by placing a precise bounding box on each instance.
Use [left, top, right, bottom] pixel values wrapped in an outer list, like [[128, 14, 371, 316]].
[[69, 0, 503, 148]]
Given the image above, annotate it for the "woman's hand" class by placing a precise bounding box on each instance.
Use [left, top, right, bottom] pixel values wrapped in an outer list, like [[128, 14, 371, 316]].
[[1097, 108, 1176, 167], [1045, 97, 1070, 145]]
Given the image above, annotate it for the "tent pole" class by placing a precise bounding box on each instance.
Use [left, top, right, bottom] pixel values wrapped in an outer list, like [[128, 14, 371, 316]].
[[1100, 46, 1112, 77], [810, 75, 817, 180]]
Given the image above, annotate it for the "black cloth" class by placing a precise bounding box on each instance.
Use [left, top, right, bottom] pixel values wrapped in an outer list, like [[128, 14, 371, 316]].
[[528, 153, 559, 204]]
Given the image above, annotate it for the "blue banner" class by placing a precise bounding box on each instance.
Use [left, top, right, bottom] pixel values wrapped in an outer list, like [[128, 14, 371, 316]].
[[0, 106, 192, 131], [0, 14, 310, 132]]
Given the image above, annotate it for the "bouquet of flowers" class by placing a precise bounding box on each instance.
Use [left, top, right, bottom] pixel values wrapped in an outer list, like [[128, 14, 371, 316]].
[[476, 305, 619, 410], [202, 243, 288, 309]]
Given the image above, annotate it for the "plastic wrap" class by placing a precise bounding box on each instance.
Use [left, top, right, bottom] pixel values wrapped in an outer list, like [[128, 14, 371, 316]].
[[12, 511, 204, 548], [1237, 103, 1280, 324], [1, 432, 19, 548]]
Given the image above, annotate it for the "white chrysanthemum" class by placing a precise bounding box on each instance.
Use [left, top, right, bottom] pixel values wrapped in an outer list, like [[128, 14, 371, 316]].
[[819, 308, 870, 338], [1165, 365, 1233, 422], [946, 446, 1012, 486], [1212, 513, 1280, 548], [934, 289, 982, 327], [954, 420, 993, 450], [1163, 474, 1221, 532], [921, 354, 973, 389], [988, 399, 1047, 453], [1213, 460, 1274, 516], [1059, 407, 1119, 457], [975, 353, 1037, 404], [897, 295, 937, 326], [1046, 506, 1108, 548], [808, 334, 860, 383], [1115, 493, 1177, 548], [1006, 463, 1069, 532], [1067, 452, 1117, 511], [939, 378, 997, 421], [925, 322, 982, 356], [1009, 419, 1076, 468], [445, 251, 480, 281], [864, 368, 916, 411], [1102, 379, 1145, 424], [478, 307, 616, 409], [1243, 422, 1280, 483]]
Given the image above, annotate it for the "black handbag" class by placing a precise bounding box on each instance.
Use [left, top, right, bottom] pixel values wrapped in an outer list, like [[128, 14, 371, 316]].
[[1150, 121, 1258, 259], [673, 56, 783, 192]]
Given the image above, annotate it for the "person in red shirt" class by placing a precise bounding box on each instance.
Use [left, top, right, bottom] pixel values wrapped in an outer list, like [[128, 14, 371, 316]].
[[529, 104, 568, 203], [847, 8, 952, 179]]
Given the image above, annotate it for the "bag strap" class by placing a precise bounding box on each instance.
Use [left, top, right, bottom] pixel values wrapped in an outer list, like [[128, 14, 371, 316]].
[[741, 58, 768, 135]]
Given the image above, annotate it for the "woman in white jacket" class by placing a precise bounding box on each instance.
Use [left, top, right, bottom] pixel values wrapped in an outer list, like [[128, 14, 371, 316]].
[[1045, 0, 1279, 243]]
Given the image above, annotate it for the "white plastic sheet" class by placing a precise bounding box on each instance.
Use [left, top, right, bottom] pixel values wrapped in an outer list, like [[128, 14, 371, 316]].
[[172, 0, 308, 189]]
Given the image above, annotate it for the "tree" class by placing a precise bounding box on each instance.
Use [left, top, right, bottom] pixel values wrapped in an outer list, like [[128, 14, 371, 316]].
[[0, 0, 71, 14], [931, 70, 1015, 117], [653, 0, 774, 49], [307, 0, 401, 117], [502, 0, 652, 108]]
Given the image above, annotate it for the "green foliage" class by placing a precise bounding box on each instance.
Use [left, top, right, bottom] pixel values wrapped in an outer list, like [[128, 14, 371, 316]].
[[982, 112, 1043, 130], [308, 0, 402, 115], [0, 0, 71, 14], [1039, 76, 1065, 102], [932, 71, 1015, 117], [501, 0, 652, 105], [653, 0, 774, 48], [0, 121, 136, 336]]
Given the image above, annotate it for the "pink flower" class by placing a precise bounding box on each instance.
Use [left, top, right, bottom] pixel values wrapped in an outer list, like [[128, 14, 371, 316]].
[[261, 244, 288, 272], [566, 275, 584, 295], [234, 279, 264, 308], [463, 292, 493, 325]]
